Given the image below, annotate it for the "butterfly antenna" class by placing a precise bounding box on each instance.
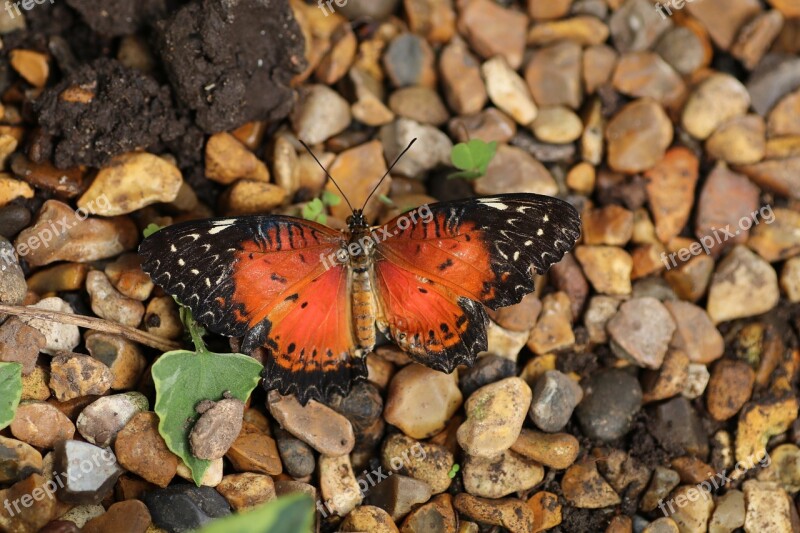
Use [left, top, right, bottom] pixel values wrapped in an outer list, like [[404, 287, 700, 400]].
[[361, 138, 417, 211], [299, 140, 355, 214]]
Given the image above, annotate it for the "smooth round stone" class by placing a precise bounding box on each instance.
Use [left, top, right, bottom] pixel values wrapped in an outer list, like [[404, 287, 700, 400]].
[[114, 412, 179, 488], [291, 84, 351, 145], [531, 106, 582, 143], [10, 402, 75, 449], [341, 506, 399, 533], [458, 355, 516, 398], [338, 0, 399, 20], [654, 26, 705, 75], [86, 271, 145, 328], [143, 485, 231, 532], [529, 370, 583, 432], [606, 99, 673, 173], [383, 34, 436, 88], [707, 245, 779, 324], [482, 56, 538, 126], [682, 73, 750, 140], [274, 427, 315, 479], [216, 473, 276, 511], [82, 500, 152, 533], [76, 393, 148, 448], [575, 369, 642, 441], [267, 390, 355, 456], [454, 493, 534, 533], [388, 86, 449, 126], [462, 449, 544, 499], [511, 428, 579, 470], [382, 433, 454, 494], [0, 204, 31, 238], [457, 377, 531, 457]]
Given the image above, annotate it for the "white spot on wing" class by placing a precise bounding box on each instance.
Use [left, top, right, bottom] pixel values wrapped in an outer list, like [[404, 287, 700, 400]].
[[537, 229, 544, 236], [478, 199, 509, 210], [543, 214, 549, 222], [208, 225, 231, 235], [170, 245, 177, 252], [178, 259, 185, 266]]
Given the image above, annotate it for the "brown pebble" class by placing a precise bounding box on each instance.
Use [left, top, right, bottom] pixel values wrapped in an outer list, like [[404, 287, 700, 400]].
[[190, 395, 245, 460], [706, 360, 755, 421], [454, 493, 535, 533], [10, 402, 75, 450], [114, 412, 178, 488]]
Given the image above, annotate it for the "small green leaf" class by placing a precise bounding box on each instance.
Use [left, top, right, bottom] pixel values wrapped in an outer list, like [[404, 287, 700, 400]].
[[450, 142, 475, 171], [143, 223, 164, 238], [378, 194, 394, 206], [197, 493, 314, 533], [468, 139, 497, 172], [302, 199, 324, 221], [448, 463, 460, 479], [321, 190, 341, 207], [316, 213, 327, 225], [447, 169, 484, 181], [0, 362, 22, 430]]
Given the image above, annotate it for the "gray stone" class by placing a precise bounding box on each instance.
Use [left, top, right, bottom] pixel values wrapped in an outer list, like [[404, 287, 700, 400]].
[[529, 370, 584, 432], [576, 369, 642, 441]]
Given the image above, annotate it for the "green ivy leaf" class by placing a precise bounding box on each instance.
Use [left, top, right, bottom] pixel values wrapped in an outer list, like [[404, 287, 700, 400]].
[[0, 362, 22, 430], [152, 309, 262, 486], [321, 190, 341, 207], [469, 139, 497, 174], [197, 493, 314, 533], [450, 142, 475, 171], [448, 140, 497, 180], [143, 223, 164, 238]]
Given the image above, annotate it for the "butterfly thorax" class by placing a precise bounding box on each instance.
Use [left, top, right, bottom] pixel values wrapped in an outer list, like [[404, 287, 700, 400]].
[[346, 211, 378, 354]]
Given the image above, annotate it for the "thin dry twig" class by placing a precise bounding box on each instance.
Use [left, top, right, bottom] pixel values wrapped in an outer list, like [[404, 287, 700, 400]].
[[0, 303, 182, 352]]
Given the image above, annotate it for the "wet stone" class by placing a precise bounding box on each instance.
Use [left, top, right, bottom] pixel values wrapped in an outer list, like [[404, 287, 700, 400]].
[[54, 440, 123, 505], [143, 485, 231, 532], [576, 369, 642, 441], [529, 370, 583, 433], [76, 392, 149, 448]]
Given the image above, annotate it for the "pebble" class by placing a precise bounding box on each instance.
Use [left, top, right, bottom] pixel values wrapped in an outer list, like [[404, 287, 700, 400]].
[[457, 377, 531, 458], [382, 433, 453, 494], [58, 505, 105, 529], [527, 292, 575, 355], [663, 301, 723, 364], [741, 480, 794, 532], [267, 390, 355, 456], [576, 368, 642, 441], [567, 161, 596, 194], [449, 108, 516, 143], [606, 99, 673, 173], [484, 320, 530, 362], [686, 0, 760, 50], [575, 245, 633, 295], [648, 396, 709, 458], [215, 472, 275, 510], [654, 27, 706, 76], [454, 493, 534, 533], [584, 298, 622, 347], [645, 147, 700, 243], [607, 297, 675, 369], [0, 318, 45, 375], [529, 370, 583, 432], [9, 49, 49, 87], [366, 474, 432, 521], [114, 412, 179, 488], [708, 489, 745, 533], [380, 118, 451, 179], [736, 397, 798, 465], [54, 440, 123, 504], [388, 86, 449, 126], [458, 355, 517, 398], [482, 56, 537, 126], [324, 140, 388, 221], [528, 15, 609, 46], [756, 443, 800, 492], [608, 0, 671, 53], [400, 493, 457, 532], [384, 363, 462, 439], [84, 333, 147, 390], [78, 152, 183, 216], [733, 10, 783, 68], [475, 144, 557, 197], [0, 474, 57, 531], [27, 263, 89, 294], [527, 491, 562, 531], [531, 106, 582, 143], [695, 163, 759, 253], [291, 84, 351, 144], [707, 245, 780, 324], [0, 174, 33, 206], [682, 364, 711, 400], [142, 298, 181, 343], [511, 428, 579, 469], [220, 179, 288, 215], [405, 0, 455, 43], [781, 257, 800, 302], [641, 466, 681, 512], [458, 0, 527, 69], [667, 484, 714, 531], [19, 297, 80, 355], [643, 517, 680, 533], [49, 352, 113, 402], [143, 485, 230, 532], [349, 67, 395, 127], [14, 200, 138, 266], [562, 458, 621, 508], [0, 436, 42, 485], [749, 207, 800, 262], [664, 254, 714, 302], [383, 33, 436, 88], [612, 51, 685, 106], [767, 89, 800, 136], [20, 365, 50, 401], [190, 394, 245, 461], [315, 23, 357, 84], [274, 427, 315, 478], [525, 41, 582, 109], [225, 421, 282, 476], [10, 401, 75, 449], [204, 132, 269, 185], [463, 449, 544, 499], [706, 114, 766, 165], [82, 500, 151, 533], [583, 44, 618, 95], [736, 156, 800, 200], [341, 506, 399, 533], [439, 38, 487, 115], [583, 204, 634, 246], [76, 392, 149, 448], [319, 453, 363, 517], [0, 204, 31, 239], [682, 73, 750, 140], [549, 254, 589, 320]]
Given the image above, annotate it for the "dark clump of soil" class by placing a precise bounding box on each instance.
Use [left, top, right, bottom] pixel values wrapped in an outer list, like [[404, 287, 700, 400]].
[[154, 0, 306, 133], [65, 0, 168, 36]]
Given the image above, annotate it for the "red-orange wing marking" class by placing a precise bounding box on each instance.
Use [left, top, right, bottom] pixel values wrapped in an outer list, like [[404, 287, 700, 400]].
[[373, 193, 581, 368], [140, 216, 365, 403]]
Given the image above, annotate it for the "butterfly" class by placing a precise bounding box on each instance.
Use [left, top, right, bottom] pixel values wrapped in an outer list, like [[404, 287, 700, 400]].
[[139, 144, 581, 404]]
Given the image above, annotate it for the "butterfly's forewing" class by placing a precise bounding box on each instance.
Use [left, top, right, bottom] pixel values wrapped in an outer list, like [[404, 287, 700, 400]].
[[139, 216, 365, 403], [373, 193, 581, 366]]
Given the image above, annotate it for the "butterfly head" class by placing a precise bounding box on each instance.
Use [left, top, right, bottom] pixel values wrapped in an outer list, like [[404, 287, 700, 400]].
[[346, 210, 369, 229]]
